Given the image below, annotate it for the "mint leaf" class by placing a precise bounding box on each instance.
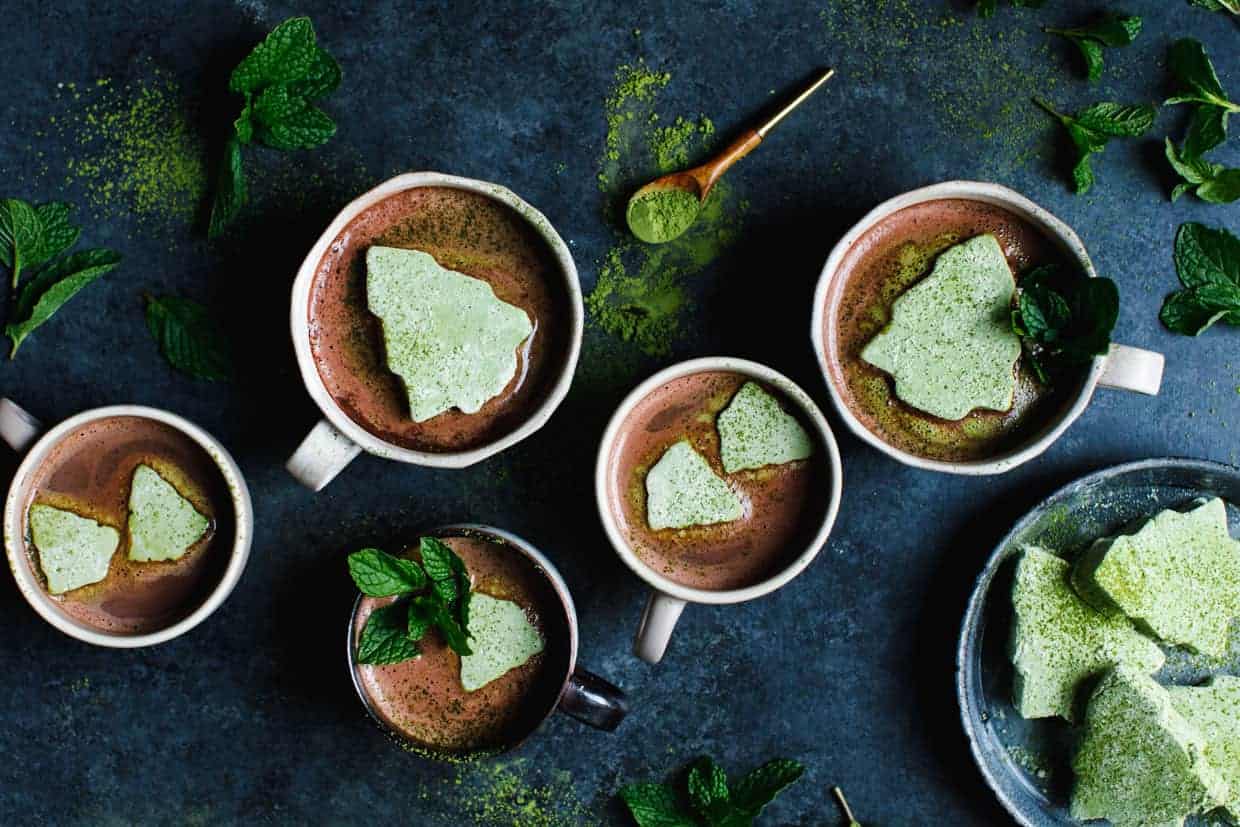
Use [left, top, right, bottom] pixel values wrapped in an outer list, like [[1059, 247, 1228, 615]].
[[347, 548, 427, 597], [1189, 0, 1239, 12], [1160, 222, 1240, 335], [619, 784, 697, 827], [6, 249, 120, 357], [1183, 104, 1227, 159], [0, 199, 43, 287], [144, 295, 233, 381], [254, 105, 336, 151], [356, 602, 419, 665], [687, 757, 731, 824], [414, 595, 472, 656], [1198, 170, 1240, 204], [1045, 16, 1141, 82], [1011, 265, 1118, 384], [731, 759, 806, 819], [419, 537, 470, 604], [407, 598, 432, 641], [1165, 138, 1238, 203], [1034, 98, 1155, 194], [228, 17, 318, 95], [288, 47, 342, 100], [208, 134, 246, 239], [32, 202, 80, 268], [1166, 39, 1234, 109]]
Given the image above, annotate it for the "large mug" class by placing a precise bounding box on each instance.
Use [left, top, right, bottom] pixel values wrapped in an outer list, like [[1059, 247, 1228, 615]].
[[594, 358, 844, 664], [811, 180, 1165, 475], [0, 399, 253, 647], [286, 172, 583, 491]]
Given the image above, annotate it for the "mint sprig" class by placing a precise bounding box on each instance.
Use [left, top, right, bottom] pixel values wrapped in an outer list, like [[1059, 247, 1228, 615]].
[[0, 199, 81, 290], [1044, 16, 1141, 82], [1011, 265, 1120, 385], [619, 756, 805, 827], [144, 295, 233, 381], [1034, 98, 1157, 194], [208, 17, 341, 238], [1159, 222, 1240, 336], [349, 539, 474, 665]]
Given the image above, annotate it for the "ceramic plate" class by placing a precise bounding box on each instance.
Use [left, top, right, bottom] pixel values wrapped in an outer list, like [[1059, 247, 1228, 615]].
[[957, 458, 1240, 826]]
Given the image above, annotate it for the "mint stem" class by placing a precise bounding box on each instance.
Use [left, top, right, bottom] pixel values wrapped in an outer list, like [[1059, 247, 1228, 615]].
[[1032, 96, 1067, 124]]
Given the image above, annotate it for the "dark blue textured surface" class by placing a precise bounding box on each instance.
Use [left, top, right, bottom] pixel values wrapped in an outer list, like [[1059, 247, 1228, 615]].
[[0, 1, 1236, 824]]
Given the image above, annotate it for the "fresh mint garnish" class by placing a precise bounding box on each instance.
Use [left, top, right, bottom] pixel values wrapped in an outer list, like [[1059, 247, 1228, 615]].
[[1165, 139, 1240, 204], [208, 17, 341, 238], [0, 201, 119, 360], [144, 295, 233, 381], [619, 756, 805, 827], [1044, 16, 1141, 82], [348, 541, 474, 665], [1159, 222, 1240, 336], [1165, 39, 1237, 159], [1033, 97, 1156, 194], [1011, 265, 1120, 384], [0, 199, 81, 290]]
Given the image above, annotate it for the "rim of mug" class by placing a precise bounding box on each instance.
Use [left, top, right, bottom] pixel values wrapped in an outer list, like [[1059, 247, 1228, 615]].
[[3, 404, 254, 648], [345, 523, 580, 758], [288, 171, 584, 470], [594, 357, 844, 606], [809, 180, 1108, 476]]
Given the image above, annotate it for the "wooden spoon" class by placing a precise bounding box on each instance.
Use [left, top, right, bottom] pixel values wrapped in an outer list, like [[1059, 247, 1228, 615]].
[[625, 68, 836, 244]]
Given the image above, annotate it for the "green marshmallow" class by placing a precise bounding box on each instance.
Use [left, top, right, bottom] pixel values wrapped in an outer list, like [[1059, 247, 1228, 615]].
[[861, 234, 1021, 420], [127, 464, 209, 563], [716, 382, 814, 473], [1072, 498, 1240, 657], [29, 503, 119, 594], [458, 593, 545, 692], [366, 246, 534, 423], [1169, 676, 1240, 822], [645, 440, 743, 531], [1071, 667, 1228, 827], [1009, 546, 1164, 721]]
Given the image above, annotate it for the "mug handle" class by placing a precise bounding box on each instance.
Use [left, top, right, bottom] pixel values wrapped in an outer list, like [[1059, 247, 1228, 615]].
[[558, 667, 628, 731], [634, 591, 687, 664], [1099, 343, 1164, 396], [286, 419, 362, 491], [0, 398, 43, 453]]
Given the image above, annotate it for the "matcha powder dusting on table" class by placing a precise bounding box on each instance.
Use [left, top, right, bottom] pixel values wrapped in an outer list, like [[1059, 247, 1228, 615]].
[[50, 65, 208, 227], [586, 59, 745, 361]]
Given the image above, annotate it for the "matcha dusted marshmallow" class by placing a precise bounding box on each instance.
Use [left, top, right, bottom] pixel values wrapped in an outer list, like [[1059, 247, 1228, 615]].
[[127, 464, 209, 562], [1072, 498, 1240, 657], [1009, 546, 1164, 721], [861, 234, 1020, 420], [459, 593, 545, 692], [29, 503, 119, 594], [366, 246, 534, 422], [716, 382, 813, 473], [1169, 676, 1240, 822], [645, 440, 743, 531], [1071, 667, 1228, 827]]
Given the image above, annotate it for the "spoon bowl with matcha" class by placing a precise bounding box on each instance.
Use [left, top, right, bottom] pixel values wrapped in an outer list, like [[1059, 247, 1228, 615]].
[[625, 68, 834, 244]]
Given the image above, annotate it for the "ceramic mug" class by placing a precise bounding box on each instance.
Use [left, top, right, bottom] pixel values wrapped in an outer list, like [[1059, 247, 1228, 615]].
[[0, 399, 253, 648], [286, 172, 584, 491], [595, 357, 844, 664], [811, 180, 1165, 476], [346, 524, 627, 758]]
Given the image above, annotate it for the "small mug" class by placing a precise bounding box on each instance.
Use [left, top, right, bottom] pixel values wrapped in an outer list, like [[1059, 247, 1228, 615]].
[[811, 180, 1165, 475], [594, 357, 844, 664], [346, 524, 627, 757], [286, 172, 584, 491], [0, 399, 253, 648]]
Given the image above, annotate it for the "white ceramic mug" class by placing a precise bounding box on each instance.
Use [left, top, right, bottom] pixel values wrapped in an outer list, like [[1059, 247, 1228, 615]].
[[0, 399, 253, 648], [594, 357, 844, 664], [811, 181, 1165, 476], [286, 172, 584, 491]]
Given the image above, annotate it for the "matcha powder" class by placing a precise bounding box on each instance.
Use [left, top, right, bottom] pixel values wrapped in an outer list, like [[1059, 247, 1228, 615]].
[[50, 65, 208, 226], [626, 187, 701, 244]]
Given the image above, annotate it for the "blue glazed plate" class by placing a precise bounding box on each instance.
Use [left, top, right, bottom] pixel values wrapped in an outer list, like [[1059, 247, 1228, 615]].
[[957, 458, 1240, 827]]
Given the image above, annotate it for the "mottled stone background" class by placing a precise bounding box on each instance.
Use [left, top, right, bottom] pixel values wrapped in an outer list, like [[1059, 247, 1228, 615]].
[[0, 0, 1236, 824]]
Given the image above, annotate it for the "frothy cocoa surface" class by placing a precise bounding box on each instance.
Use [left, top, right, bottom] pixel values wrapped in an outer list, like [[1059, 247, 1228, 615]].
[[605, 371, 829, 591], [824, 198, 1084, 462], [21, 416, 233, 634], [352, 532, 570, 756], [309, 186, 572, 452]]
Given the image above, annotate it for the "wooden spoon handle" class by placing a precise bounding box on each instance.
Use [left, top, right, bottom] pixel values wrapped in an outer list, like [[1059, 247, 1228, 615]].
[[700, 129, 763, 192]]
